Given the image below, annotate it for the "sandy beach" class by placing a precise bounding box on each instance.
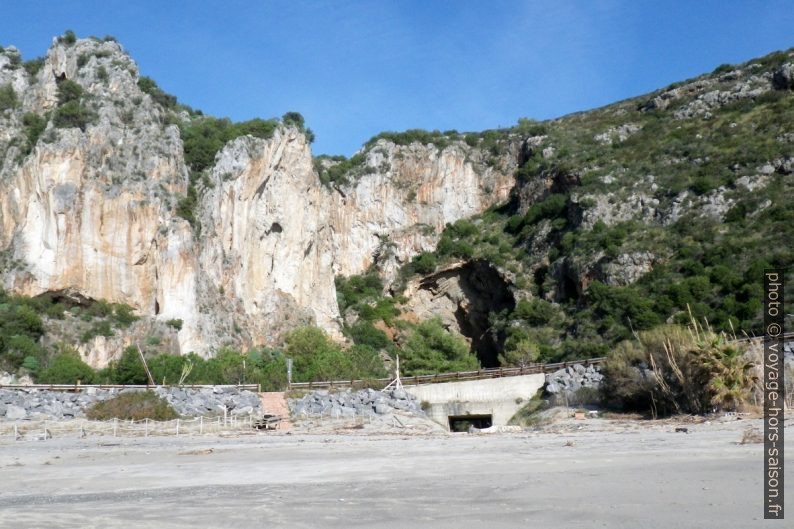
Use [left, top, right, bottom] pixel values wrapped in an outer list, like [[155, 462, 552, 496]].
[[0, 415, 790, 528]]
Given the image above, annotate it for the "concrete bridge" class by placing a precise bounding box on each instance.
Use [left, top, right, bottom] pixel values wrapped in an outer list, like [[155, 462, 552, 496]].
[[404, 373, 546, 431], [287, 358, 607, 431]]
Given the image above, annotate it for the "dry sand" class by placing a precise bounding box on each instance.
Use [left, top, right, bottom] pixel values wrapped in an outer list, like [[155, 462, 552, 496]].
[[0, 414, 790, 528]]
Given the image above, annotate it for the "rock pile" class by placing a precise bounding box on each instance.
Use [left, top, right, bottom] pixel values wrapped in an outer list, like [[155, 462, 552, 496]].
[[0, 387, 262, 421], [290, 388, 424, 418], [544, 364, 604, 398]]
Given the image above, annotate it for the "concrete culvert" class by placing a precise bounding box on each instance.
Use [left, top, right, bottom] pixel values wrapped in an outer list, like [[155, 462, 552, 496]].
[[448, 414, 493, 432]]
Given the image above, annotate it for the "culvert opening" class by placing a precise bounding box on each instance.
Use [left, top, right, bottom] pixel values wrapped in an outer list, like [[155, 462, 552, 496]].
[[448, 414, 493, 432]]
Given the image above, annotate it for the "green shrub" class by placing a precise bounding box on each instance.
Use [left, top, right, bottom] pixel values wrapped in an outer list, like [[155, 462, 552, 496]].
[[347, 344, 388, 379], [498, 335, 540, 367], [524, 193, 568, 225], [0, 290, 47, 372], [512, 299, 561, 326], [113, 304, 138, 327], [0, 84, 18, 112], [53, 100, 94, 130], [348, 321, 391, 350], [335, 271, 384, 312], [281, 111, 305, 129], [107, 346, 149, 384], [21, 355, 40, 373], [400, 318, 479, 376], [58, 30, 77, 45], [246, 347, 289, 391], [515, 117, 547, 136], [314, 153, 366, 187], [56, 79, 83, 105], [284, 326, 354, 382], [2, 335, 42, 373], [364, 128, 456, 149], [137, 76, 177, 110], [712, 63, 734, 75], [86, 391, 179, 421], [22, 113, 47, 154], [147, 353, 187, 385], [23, 57, 45, 76], [412, 252, 437, 274], [38, 351, 96, 384], [179, 116, 279, 171], [165, 319, 183, 331]]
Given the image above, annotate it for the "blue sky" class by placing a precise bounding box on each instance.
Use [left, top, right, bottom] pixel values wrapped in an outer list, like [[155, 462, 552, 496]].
[[2, 1, 793, 155]]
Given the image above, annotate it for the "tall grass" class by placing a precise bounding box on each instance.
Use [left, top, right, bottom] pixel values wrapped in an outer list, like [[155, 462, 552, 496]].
[[601, 307, 757, 417]]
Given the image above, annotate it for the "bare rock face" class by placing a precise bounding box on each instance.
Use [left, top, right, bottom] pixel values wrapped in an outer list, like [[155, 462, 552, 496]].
[[1, 38, 197, 361], [329, 140, 517, 284], [0, 37, 518, 363], [196, 131, 341, 348], [598, 252, 656, 287]]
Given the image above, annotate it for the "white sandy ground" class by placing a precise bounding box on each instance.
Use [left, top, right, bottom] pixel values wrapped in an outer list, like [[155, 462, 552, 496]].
[[0, 414, 791, 529]]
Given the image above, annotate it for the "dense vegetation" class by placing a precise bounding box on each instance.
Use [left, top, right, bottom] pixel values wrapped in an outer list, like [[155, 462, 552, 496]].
[[333, 49, 793, 372], [384, 49, 794, 365], [335, 272, 474, 376], [0, 290, 390, 388], [600, 321, 758, 416], [53, 78, 95, 130], [0, 288, 139, 377]]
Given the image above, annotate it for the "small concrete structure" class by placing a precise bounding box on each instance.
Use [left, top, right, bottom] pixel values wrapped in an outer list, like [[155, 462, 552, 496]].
[[405, 373, 545, 430]]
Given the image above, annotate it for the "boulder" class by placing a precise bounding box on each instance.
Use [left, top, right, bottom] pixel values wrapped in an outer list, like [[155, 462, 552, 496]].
[[5, 404, 27, 420]]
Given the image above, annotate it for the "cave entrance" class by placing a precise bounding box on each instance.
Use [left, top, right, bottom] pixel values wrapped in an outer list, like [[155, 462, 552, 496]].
[[453, 260, 515, 368], [416, 260, 515, 368], [448, 414, 493, 432]]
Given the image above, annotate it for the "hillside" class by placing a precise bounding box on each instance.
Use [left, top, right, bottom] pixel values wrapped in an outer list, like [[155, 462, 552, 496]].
[[0, 31, 791, 383]]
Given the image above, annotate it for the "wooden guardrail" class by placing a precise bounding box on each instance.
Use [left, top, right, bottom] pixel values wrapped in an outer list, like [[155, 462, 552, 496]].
[[2, 333, 788, 393], [287, 332, 793, 390], [287, 357, 607, 390]]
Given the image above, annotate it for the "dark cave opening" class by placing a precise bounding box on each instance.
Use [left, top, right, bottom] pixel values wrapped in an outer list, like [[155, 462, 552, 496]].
[[32, 289, 94, 309], [418, 260, 515, 368], [560, 275, 580, 302]]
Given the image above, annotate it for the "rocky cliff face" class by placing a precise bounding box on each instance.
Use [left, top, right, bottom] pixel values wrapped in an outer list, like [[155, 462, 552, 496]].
[[0, 37, 517, 364], [328, 140, 517, 283]]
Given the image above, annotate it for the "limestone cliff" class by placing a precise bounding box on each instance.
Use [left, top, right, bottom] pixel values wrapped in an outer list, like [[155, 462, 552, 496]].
[[0, 36, 517, 364]]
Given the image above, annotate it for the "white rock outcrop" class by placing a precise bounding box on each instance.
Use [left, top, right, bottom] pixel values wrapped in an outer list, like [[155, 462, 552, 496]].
[[0, 38, 518, 363]]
